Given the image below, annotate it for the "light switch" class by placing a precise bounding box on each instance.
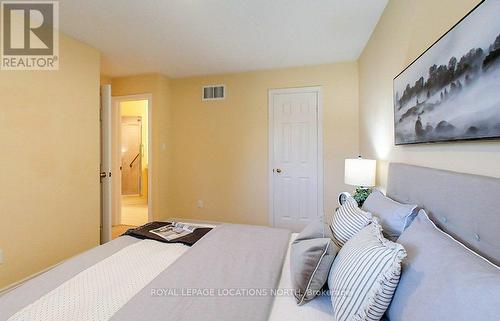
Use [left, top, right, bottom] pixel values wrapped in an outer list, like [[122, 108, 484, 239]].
[[0, 249, 3, 264]]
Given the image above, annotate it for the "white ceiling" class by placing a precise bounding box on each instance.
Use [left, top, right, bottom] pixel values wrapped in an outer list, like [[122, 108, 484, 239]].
[[59, 0, 387, 78]]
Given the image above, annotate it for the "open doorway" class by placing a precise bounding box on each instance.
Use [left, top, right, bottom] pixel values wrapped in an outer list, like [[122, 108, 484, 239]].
[[111, 95, 153, 239]]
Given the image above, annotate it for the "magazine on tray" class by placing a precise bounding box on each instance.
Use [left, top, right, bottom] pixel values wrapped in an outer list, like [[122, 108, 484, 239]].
[[149, 222, 198, 241]]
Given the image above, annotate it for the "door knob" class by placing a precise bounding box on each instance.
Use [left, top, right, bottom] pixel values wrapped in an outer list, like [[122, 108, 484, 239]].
[[100, 172, 107, 178], [274, 168, 282, 174]]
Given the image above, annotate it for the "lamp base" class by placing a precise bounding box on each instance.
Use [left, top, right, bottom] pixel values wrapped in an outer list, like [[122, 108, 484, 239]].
[[352, 187, 372, 207]]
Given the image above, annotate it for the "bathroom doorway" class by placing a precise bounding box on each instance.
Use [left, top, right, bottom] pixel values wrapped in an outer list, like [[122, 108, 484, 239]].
[[111, 95, 153, 238]]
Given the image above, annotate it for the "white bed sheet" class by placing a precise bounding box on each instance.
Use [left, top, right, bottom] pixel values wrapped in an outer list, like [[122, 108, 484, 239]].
[[268, 233, 334, 321]]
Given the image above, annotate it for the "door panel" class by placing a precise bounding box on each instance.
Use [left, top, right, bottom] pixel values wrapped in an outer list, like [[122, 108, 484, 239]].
[[121, 117, 142, 195], [100, 85, 112, 244], [271, 89, 320, 231]]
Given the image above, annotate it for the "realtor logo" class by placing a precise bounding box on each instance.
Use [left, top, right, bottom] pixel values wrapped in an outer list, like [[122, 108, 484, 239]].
[[1, 1, 59, 70]]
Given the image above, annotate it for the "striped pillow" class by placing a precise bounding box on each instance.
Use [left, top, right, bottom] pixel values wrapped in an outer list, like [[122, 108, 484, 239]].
[[328, 221, 407, 321], [331, 197, 373, 247]]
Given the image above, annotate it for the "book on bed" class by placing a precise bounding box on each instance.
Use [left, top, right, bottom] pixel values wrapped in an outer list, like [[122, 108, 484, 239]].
[[123, 221, 213, 246], [149, 222, 198, 241]]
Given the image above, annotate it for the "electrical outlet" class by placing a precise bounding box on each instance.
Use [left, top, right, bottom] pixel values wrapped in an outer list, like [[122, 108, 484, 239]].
[[0, 249, 3, 265], [196, 200, 204, 208]]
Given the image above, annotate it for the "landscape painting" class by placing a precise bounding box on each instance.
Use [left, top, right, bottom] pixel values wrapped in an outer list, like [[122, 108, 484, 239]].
[[394, 0, 500, 145]]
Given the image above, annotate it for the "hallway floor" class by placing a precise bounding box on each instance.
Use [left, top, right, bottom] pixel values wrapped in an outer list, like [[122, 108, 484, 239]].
[[111, 225, 136, 239], [121, 195, 148, 226], [112, 195, 148, 239]]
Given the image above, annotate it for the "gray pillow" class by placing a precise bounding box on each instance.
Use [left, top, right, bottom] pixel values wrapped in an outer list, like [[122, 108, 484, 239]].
[[291, 219, 338, 305], [362, 188, 417, 240], [387, 210, 500, 321], [294, 218, 332, 241]]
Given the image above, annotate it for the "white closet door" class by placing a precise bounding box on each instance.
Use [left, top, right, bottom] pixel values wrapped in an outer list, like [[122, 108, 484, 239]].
[[269, 87, 322, 232]]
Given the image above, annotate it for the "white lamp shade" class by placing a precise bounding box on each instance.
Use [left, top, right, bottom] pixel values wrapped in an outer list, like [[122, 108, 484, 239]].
[[345, 158, 376, 187]]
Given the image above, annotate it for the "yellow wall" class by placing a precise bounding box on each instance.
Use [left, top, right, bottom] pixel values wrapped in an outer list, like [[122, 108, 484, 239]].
[[169, 63, 359, 225], [111, 74, 171, 220], [358, 0, 500, 188], [0, 34, 101, 288], [120, 100, 149, 199]]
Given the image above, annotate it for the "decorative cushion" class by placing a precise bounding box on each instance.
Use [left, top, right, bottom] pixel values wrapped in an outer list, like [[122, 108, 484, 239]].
[[362, 189, 417, 241], [328, 220, 406, 321], [294, 218, 332, 242], [387, 210, 500, 321], [330, 196, 373, 247], [291, 219, 339, 305]]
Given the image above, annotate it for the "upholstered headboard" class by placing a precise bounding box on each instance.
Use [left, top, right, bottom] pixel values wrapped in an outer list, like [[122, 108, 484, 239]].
[[386, 163, 500, 265]]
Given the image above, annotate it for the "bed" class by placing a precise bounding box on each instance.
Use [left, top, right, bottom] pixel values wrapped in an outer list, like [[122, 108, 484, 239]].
[[0, 227, 336, 321], [1, 163, 499, 321]]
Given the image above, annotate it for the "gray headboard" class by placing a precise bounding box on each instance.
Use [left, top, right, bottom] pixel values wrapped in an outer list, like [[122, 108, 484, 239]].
[[386, 163, 500, 265]]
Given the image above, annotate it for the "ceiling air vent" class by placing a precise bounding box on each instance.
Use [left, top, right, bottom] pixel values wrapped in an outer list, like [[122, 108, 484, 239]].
[[202, 85, 225, 101]]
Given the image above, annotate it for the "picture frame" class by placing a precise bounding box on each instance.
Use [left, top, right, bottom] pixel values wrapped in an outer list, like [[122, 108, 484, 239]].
[[393, 0, 500, 145]]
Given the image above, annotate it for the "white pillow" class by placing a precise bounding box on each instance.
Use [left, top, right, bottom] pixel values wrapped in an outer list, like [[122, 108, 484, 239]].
[[328, 220, 407, 321], [330, 197, 372, 247]]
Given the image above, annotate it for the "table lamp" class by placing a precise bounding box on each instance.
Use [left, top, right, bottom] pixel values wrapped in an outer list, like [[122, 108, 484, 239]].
[[344, 156, 376, 206]]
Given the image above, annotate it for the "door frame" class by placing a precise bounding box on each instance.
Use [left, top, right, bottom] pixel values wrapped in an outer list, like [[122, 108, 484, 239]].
[[267, 86, 324, 228], [111, 94, 153, 224], [100, 85, 112, 244]]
